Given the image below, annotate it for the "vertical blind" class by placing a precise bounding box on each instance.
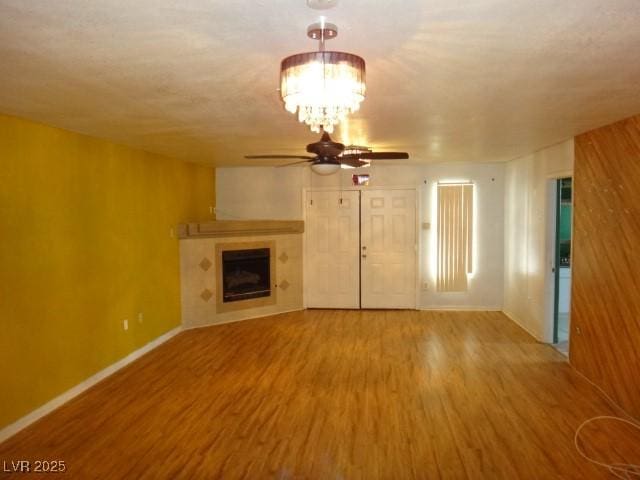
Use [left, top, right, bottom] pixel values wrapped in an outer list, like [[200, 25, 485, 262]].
[[437, 183, 474, 292]]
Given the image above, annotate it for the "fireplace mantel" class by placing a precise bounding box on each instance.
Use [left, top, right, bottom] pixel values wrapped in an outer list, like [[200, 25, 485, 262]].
[[178, 220, 304, 239]]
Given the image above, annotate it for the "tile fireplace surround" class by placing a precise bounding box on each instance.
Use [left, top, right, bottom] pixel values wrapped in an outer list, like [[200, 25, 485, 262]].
[[178, 221, 304, 328]]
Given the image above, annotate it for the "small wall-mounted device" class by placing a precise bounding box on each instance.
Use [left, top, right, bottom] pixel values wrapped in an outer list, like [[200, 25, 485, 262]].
[[352, 174, 370, 186]]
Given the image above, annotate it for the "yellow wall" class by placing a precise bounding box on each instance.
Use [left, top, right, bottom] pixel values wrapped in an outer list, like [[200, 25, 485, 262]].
[[0, 114, 215, 429]]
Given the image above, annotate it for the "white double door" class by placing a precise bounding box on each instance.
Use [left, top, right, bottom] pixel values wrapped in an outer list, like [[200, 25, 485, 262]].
[[305, 189, 416, 309]]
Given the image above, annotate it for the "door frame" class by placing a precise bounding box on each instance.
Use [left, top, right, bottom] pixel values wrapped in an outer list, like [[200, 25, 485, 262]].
[[543, 172, 573, 345], [302, 186, 419, 309], [552, 179, 562, 344]]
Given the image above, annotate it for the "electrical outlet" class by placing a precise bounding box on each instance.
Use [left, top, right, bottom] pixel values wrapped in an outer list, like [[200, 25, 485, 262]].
[[123, 319, 129, 331], [422, 281, 429, 291], [138, 312, 143, 324], [169, 228, 175, 238]]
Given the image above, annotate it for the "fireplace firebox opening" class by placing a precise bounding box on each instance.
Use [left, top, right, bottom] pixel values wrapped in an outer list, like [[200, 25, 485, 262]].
[[215, 241, 277, 313], [222, 248, 270, 302]]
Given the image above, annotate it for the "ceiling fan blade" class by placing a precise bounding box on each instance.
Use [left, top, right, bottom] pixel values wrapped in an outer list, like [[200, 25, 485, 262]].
[[357, 152, 409, 160], [276, 159, 315, 167], [339, 155, 370, 168], [244, 155, 316, 160]]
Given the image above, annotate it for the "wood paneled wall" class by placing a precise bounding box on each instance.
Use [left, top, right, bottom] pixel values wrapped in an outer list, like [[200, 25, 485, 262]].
[[571, 114, 640, 417]]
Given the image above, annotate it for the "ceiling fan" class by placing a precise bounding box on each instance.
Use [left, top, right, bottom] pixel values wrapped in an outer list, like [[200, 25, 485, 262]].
[[245, 132, 409, 175]]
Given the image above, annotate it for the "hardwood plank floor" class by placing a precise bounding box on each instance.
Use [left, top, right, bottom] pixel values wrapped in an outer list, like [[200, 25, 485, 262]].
[[1, 310, 638, 479]]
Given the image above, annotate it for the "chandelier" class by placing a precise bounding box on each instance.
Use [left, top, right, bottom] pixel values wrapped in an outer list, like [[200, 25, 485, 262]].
[[280, 19, 365, 134]]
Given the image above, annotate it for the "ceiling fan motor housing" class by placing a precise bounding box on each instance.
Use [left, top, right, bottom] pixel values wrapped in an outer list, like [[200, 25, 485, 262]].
[[306, 132, 345, 157]]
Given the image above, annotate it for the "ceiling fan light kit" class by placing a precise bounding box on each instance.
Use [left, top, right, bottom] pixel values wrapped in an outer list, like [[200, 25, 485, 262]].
[[280, 19, 365, 134], [310, 162, 341, 175]]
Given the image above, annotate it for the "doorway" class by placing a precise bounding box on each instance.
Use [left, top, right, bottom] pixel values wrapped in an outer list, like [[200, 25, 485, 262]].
[[305, 189, 417, 309], [553, 177, 572, 353]]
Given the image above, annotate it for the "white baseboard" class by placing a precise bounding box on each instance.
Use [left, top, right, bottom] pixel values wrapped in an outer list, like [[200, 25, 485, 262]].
[[502, 310, 543, 341], [418, 305, 503, 311], [0, 326, 182, 444]]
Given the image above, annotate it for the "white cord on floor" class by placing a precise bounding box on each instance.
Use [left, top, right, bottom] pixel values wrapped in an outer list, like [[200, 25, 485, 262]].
[[570, 364, 640, 479], [574, 416, 640, 479]]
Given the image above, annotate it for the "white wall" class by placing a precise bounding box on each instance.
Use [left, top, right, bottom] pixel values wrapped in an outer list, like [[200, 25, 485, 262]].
[[217, 162, 505, 310], [216, 167, 306, 220], [503, 140, 574, 341], [420, 163, 504, 310]]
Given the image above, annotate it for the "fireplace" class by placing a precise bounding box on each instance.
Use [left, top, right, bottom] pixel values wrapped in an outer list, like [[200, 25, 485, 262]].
[[222, 248, 270, 302], [215, 241, 277, 313]]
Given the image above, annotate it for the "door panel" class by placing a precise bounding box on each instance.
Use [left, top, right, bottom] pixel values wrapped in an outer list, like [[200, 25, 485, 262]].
[[305, 190, 360, 308], [361, 190, 416, 309]]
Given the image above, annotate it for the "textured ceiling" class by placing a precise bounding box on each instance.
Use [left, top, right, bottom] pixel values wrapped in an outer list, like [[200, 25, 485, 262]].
[[1, 0, 640, 165]]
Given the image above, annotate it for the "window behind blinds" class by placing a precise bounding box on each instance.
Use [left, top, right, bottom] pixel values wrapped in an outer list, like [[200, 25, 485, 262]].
[[437, 183, 474, 292]]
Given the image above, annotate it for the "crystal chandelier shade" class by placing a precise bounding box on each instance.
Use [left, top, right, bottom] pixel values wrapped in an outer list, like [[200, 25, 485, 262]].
[[280, 51, 365, 134]]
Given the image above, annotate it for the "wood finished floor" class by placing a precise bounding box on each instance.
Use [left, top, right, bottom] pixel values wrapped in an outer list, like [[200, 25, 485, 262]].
[[1, 310, 638, 479]]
